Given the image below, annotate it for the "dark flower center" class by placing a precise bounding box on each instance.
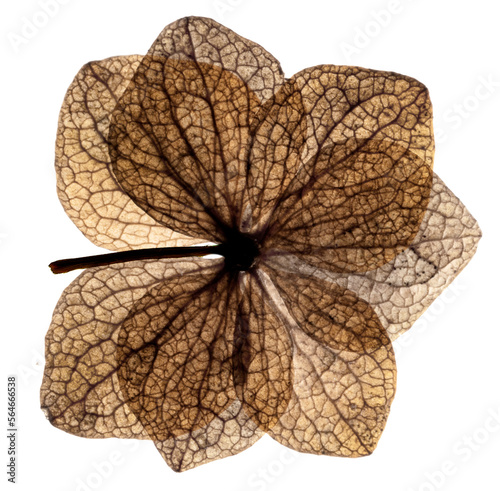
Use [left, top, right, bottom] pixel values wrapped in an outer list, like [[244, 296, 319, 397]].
[[222, 230, 260, 271]]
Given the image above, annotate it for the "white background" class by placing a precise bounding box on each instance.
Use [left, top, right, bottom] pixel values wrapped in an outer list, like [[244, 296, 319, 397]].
[[1, 1, 499, 490]]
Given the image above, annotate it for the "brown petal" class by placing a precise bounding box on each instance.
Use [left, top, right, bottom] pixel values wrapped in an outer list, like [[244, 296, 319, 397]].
[[154, 400, 263, 472], [233, 273, 293, 431], [245, 79, 308, 234], [290, 65, 434, 167], [265, 173, 481, 340], [260, 268, 396, 456], [40, 258, 222, 438], [55, 56, 200, 251], [140, 16, 284, 236], [148, 16, 284, 103], [264, 139, 433, 273], [109, 57, 261, 241], [116, 270, 239, 440], [246, 64, 433, 239], [270, 267, 392, 354]]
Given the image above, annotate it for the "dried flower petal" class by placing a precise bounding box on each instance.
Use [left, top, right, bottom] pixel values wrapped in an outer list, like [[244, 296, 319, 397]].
[[154, 400, 262, 471], [56, 56, 199, 250], [264, 139, 433, 273], [116, 266, 235, 439], [265, 173, 481, 339], [41, 258, 222, 437], [109, 58, 261, 240], [246, 78, 308, 234], [244, 65, 434, 237], [233, 273, 293, 431], [289, 65, 434, 166], [41, 257, 267, 471], [260, 268, 396, 456], [148, 17, 284, 103]]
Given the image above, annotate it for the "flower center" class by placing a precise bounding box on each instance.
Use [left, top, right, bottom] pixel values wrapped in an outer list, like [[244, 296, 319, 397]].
[[222, 230, 260, 271]]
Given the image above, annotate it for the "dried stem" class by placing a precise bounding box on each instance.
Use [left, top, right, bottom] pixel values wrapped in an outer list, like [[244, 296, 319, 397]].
[[49, 245, 225, 274]]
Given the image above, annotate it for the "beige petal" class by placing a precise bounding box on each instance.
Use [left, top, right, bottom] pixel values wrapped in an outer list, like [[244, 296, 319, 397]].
[[40, 258, 223, 439], [258, 268, 396, 456], [116, 271, 237, 440], [234, 273, 293, 431], [56, 56, 201, 251], [265, 173, 481, 339], [148, 16, 284, 103], [263, 139, 432, 273], [154, 400, 262, 472], [109, 57, 261, 240], [245, 64, 433, 237]]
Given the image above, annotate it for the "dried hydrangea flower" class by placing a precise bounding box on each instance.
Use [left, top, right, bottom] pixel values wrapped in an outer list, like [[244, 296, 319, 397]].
[[41, 16, 481, 472]]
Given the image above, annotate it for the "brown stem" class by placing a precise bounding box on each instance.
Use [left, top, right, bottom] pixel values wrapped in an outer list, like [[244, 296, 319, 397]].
[[49, 244, 225, 274]]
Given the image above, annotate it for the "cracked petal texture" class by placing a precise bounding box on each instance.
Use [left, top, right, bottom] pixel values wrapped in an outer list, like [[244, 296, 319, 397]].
[[43, 15, 481, 473], [41, 258, 266, 470], [55, 56, 200, 250], [109, 58, 262, 241], [117, 269, 238, 439], [257, 269, 396, 456], [233, 274, 293, 431], [41, 259, 223, 439], [265, 173, 481, 339], [264, 139, 432, 273]]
